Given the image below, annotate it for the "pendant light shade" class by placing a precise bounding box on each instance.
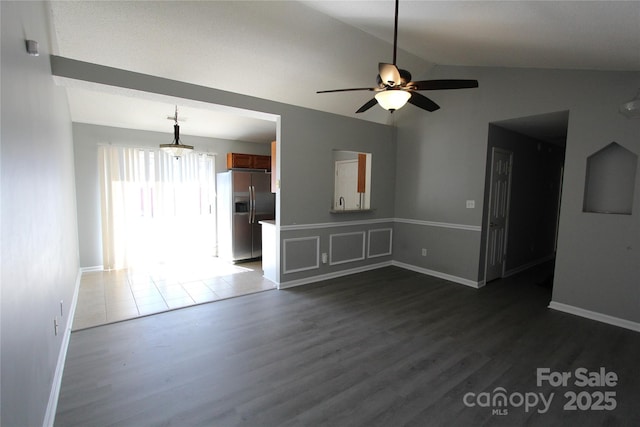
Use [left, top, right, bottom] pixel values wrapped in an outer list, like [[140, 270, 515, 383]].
[[160, 106, 194, 159], [619, 89, 640, 119], [375, 90, 411, 111]]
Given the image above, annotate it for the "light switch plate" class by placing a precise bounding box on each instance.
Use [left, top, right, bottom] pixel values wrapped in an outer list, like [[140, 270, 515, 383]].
[[466, 200, 475, 209]]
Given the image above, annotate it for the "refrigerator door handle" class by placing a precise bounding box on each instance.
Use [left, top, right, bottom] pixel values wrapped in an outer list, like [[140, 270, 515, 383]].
[[249, 185, 255, 223], [253, 185, 257, 223], [248, 185, 252, 223]]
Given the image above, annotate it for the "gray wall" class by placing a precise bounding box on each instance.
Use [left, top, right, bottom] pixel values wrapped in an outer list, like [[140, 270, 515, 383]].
[[392, 66, 489, 284], [72, 122, 271, 268], [393, 64, 640, 322], [279, 108, 396, 225], [1, 2, 80, 426], [277, 108, 396, 285]]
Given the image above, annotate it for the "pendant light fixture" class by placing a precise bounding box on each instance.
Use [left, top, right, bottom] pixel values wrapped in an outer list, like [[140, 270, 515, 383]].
[[160, 106, 194, 159], [619, 89, 640, 119]]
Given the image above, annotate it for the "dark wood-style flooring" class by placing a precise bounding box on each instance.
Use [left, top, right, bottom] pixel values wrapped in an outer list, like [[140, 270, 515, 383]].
[[55, 264, 640, 426]]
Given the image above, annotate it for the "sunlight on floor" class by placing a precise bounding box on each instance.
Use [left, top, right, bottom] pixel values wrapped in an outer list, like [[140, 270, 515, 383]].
[[72, 257, 275, 330]]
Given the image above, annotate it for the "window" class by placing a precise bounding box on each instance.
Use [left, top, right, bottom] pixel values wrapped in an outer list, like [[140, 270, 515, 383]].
[[99, 145, 216, 270]]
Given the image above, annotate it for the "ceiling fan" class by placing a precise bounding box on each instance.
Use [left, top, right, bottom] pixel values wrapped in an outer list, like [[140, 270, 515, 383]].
[[317, 0, 478, 113]]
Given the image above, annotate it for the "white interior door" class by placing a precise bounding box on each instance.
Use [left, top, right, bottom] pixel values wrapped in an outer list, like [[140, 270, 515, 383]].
[[485, 148, 513, 282], [334, 160, 359, 210]]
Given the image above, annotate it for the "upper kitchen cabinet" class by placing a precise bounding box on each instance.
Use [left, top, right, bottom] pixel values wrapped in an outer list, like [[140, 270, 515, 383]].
[[227, 152, 271, 171]]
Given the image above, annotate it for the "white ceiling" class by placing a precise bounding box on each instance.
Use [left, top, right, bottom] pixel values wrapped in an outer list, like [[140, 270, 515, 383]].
[[64, 86, 279, 143], [49, 1, 640, 143], [303, 1, 640, 71]]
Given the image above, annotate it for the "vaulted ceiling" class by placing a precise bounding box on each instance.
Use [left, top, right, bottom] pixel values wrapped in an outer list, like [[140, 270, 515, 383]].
[[49, 1, 640, 143]]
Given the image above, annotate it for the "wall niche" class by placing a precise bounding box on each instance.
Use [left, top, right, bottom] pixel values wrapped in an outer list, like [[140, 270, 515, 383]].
[[583, 142, 638, 215]]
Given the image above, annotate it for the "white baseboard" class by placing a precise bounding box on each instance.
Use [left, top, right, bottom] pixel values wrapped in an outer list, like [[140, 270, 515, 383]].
[[278, 261, 483, 290], [392, 261, 484, 288], [80, 265, 103, 273], [43, 268, 82, 427], [548, 301, 640, 333], [278, 261, 392, 289]]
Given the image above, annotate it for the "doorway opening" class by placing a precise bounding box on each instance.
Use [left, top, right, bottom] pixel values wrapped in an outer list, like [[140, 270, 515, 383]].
[[482, 111, 568, 288]]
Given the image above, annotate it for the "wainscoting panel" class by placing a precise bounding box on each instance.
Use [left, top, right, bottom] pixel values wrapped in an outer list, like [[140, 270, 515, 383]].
[[283, 236, 320, 274], [329, 231, 366, 265], [278, 219, 394, 285], [368, 228, 393, 258], [393, 220, 482, 284]]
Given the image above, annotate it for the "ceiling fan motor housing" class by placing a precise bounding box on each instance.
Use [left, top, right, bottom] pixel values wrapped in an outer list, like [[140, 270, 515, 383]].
[[399, 69, 412, 86]]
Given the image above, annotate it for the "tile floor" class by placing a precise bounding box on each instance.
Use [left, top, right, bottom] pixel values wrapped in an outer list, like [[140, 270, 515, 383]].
[[72, 257, 276, 330]]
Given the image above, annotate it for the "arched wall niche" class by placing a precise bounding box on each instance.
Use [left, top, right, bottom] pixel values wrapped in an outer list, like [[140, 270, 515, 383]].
[[583, 142, 638, 215]]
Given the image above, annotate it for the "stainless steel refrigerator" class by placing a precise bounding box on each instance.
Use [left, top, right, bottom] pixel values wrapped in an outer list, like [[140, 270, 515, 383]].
[[217, 170, 275, 262]]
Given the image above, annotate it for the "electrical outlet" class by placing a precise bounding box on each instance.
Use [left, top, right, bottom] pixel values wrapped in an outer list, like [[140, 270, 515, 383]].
[[421, 248, 427, 256], [322, 253, 328, 264], [466, 200, 475, 209]]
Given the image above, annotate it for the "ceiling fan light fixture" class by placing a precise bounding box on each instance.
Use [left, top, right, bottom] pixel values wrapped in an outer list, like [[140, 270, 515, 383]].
[[160, 106, 194, 159], [316, 0, 477, 114], [619, 89, 640, 119], [375, 90, 411, 111]]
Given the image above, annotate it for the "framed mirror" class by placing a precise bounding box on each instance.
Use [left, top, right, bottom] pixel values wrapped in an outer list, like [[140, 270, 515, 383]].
[[332, 150, 372, 212]]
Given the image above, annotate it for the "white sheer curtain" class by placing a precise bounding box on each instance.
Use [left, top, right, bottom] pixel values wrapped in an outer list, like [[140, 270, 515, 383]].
[[99, 145, 216, 270]]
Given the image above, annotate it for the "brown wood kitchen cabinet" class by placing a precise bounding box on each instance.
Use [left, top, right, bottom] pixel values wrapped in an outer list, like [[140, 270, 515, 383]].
[[227, 152, 271, 171]]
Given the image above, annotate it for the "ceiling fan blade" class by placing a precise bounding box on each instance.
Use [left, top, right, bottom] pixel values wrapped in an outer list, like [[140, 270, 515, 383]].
[[317, 87, 376, 94], [409, 79, 479, 91], [356, 98, 379, 113], [379, 63, 401, 87], [408, 92, 440, 112]]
